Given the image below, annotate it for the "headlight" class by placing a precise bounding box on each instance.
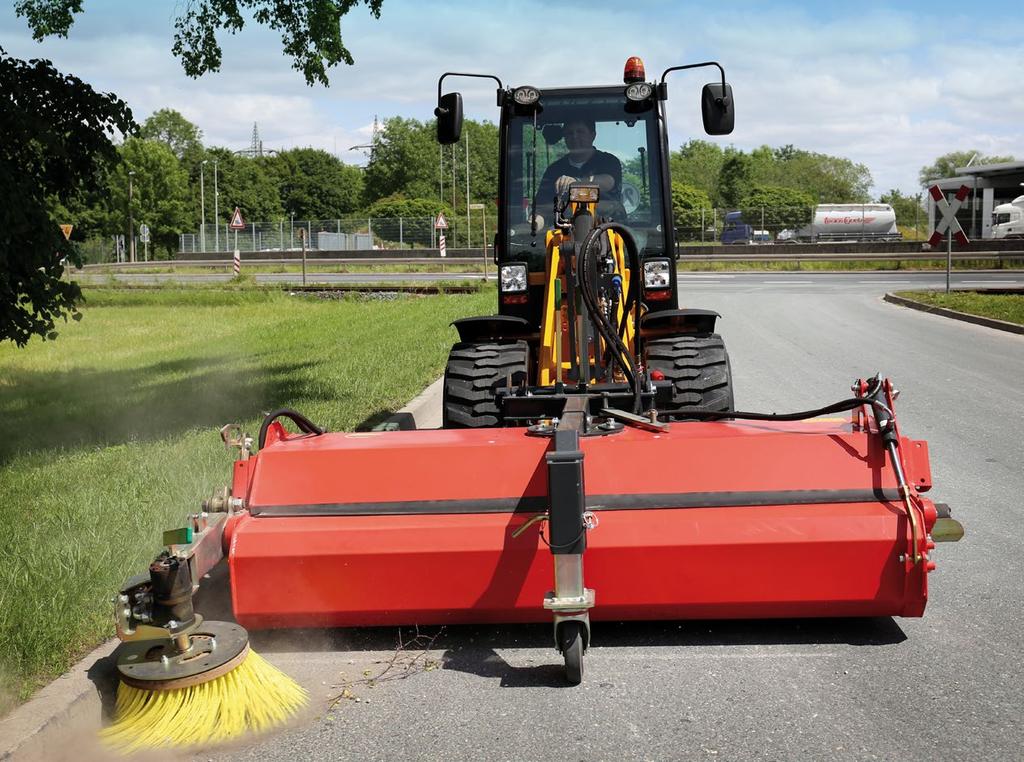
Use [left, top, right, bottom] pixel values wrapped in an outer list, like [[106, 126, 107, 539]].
[[500, 264, 528, 292], [512, 86, 541, 106], [625, 82, 653, 102], [643, 259, 671, 289], [569, 184, 600, 204]]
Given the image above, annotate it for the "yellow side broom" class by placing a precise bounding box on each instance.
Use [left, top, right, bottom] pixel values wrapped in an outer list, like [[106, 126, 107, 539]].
[[101, 519, 307, 753]]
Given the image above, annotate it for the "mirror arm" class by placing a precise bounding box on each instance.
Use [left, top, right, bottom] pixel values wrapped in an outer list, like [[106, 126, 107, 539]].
[[657, 61, 728, 102], [436, 72, 506, 112]]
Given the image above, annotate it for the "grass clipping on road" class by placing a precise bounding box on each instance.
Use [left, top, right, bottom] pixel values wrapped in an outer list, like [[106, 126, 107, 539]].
[[897, 290, 1024, 326], [0, 286, 493, 714]]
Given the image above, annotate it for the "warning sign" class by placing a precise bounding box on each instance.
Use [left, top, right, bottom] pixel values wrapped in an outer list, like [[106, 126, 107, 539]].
[[59, 224, 73, 240], [229, 207, 246, 230], [439, 234, 447, 258], [434, 213, 448, 230]]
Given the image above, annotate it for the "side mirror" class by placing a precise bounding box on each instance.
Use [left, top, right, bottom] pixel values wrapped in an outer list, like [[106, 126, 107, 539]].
[[701, 83, 734, 136], [435, 92, 463, 144]]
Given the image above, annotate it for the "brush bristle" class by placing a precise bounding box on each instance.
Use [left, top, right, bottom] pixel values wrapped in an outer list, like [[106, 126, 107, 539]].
[[99, 649, 308, 753]]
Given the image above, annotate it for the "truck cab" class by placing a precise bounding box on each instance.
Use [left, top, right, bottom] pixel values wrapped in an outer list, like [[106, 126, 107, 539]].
[[992, 195, 1024, 239]]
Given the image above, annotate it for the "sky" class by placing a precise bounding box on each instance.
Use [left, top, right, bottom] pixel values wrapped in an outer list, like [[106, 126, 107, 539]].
[[2, 0, 1021, 197]]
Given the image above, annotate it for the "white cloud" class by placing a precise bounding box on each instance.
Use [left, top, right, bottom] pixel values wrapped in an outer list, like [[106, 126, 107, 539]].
[[1, 1, 1020, 193]]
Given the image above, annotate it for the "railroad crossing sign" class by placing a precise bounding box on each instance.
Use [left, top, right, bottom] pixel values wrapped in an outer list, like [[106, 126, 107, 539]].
[[59, 224, 73, 240], [439, 233, 447, 258], [434, 213, 448, 230], [928, 184, 970, 247], [229, 207, 246, 230]]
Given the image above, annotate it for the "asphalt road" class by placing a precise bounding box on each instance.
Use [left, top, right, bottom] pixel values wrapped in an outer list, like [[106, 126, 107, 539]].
[[182, 282, 1024, 761], [76, 269, 1023, 290]]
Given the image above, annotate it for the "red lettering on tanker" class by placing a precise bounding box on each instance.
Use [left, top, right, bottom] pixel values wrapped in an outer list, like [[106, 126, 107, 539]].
[[823, 216, 876, 225]]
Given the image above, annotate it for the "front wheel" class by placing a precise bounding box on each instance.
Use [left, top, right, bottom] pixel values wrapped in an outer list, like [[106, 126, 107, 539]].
[[645, 333, 734, 419], [442, 341, 529, 428]]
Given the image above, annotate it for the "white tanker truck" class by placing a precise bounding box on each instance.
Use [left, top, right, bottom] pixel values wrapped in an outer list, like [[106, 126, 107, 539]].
[[992, 195, 1024, 239], [777, 203, 901, 243]]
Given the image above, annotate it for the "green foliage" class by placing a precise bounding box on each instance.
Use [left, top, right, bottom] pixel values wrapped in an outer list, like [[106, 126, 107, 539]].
[[880, 188, 926, 231], [0, 49, 134, 346], [669, 140, 873, 207], [110, 138, 192, 257], [718, 152, 753, 208], [671, 182, 712, 232], [274, 147, 364, 218], [363, 117, 499, 209], [16, 0, 385, 87], [366, 194, 454, 221], [739, 185, 815, 229], [139, 109, 204, 164], [206, 149, 284, 224], [918, 150, 1016, 187], [669, 140, 724, 203]]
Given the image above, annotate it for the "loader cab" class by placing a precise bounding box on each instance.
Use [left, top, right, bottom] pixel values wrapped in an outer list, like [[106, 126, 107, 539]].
[[496, 86, 673, 325]]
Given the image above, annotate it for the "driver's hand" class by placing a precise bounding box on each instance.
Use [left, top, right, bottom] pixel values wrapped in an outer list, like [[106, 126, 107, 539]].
[[555, 175, 576, 194]]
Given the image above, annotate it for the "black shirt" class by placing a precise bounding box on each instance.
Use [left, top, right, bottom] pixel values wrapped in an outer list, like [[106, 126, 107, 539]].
[[533, 149, 623, 213]]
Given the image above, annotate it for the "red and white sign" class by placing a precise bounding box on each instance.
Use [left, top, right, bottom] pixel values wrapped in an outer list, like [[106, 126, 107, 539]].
[[229, 207, 246, 230], [434, 213, 448, 230], [233, 250, 241, 275], [439, 233, 447, 258], [928, 185, 970, 247]]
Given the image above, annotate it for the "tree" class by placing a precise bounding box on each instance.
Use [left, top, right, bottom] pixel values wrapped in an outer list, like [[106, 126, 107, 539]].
[[739, 186, 815, 230], [718, 152, 753, 208], [109, 138, 192, 257], [15, 0, 385, 86], [204, 150, 285, 228], [362, 117, 499, 209], [880, 188, 926, 235], [919, 150, 1016, 187], [1, 49, 133, 346], [670, 182, 712, 238], [139, 109, 204, 164], [669, 140, 724, 204], [273, 148, 363, 219]]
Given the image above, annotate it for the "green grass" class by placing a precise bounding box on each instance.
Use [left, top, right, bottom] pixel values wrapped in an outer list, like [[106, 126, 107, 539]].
[[0, 286, 493, 714], [896, 291, 1024, 326]]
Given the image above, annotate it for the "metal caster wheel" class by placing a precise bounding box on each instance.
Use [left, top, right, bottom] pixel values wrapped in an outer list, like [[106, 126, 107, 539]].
[[559, 621, 587, 685]]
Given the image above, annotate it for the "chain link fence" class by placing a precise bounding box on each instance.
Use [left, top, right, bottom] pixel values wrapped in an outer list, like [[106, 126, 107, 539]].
[[180, 215, 498, 254]]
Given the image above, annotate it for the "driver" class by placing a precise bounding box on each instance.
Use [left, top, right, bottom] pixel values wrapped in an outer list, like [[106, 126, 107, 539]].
[[532, 120, 622, 227]]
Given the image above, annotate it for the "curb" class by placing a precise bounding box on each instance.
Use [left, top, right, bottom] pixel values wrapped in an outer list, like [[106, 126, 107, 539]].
[[0, 383, 444, 760], [883, 293, 1024, 336]]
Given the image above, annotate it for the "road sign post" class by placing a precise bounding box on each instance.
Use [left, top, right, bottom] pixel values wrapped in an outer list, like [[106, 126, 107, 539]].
[[434, 213, 449, 259], [928, 185, 970, 294], [230, 207, 245, 275]]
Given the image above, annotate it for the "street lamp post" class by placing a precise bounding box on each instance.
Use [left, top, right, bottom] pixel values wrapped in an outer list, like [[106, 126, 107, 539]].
[[200, 159, 208, 252], [128, 170, 136, 263], [213, 160, 219, 252]]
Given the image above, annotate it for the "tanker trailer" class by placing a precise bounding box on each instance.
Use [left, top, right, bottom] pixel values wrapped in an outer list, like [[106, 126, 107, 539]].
[[781, 203, 901, 243]]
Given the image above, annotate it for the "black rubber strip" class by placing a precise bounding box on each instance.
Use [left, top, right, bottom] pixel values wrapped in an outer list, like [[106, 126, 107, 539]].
[[250, 488, 901, 517]]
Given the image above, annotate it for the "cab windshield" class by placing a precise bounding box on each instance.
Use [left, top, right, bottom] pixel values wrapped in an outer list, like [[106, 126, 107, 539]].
[[504, 89, 665, 267], [994, 212, 1011, 225]]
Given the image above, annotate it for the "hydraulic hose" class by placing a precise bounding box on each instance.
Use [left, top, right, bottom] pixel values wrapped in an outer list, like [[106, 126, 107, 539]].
[[578, 224, 642, 413], [257, 408, 324, 449]]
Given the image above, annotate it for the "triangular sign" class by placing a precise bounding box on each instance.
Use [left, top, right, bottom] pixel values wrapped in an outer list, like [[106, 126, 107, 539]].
[[229, 207, 245, 229], [434, 213, 448, 229], [59, 224, 73, 240]]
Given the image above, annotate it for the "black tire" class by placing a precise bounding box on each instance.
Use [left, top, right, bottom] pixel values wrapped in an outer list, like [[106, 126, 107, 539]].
[[442, 341, 529, 428], [558, 621, 587, 685], [645, 333, 735, 419]]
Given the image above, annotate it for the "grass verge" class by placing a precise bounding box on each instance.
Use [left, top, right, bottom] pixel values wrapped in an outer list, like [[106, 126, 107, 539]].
[[894, 291, 1024, 326], [0, 285, 493, 714]]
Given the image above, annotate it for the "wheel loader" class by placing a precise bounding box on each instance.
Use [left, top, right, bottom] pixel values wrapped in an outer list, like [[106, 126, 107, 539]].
[[109, 58, 963, 688]]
